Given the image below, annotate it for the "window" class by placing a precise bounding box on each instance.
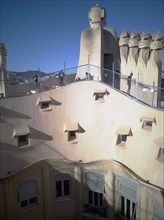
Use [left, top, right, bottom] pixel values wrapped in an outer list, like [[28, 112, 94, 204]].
[[115, 177, 138, 220], [120, 134, 128, 143], [140, 117, 155, 130], [18, 134, 29, 147], [37, 95, 52, 111], [158, 148, 164, 157], [66, 130, 77, 143], [143, 120, 153, 130], [88, 190, 103, 208], [38, 101, 51, 111], [64, 120, 81, 143], [157, 148, 164, 163], [40, 101, 51, 110], [118, 196, 136, 220], [116, 134, 129, 146], [20, 197, 37, 208], [13, 126, 30, 148], [154, 137, 164, 163], [18, 181, 37, 209], [68, 131, 76, 141], [116, 126, 132, 146], [93, 88, 109, 103], [84, 171, 107, 217], [55, 175, 70, 199], [95, 93, 104, 101]]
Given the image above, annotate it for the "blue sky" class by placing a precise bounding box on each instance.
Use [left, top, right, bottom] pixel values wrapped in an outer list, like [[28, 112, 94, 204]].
[[1, 0, 164, 73]]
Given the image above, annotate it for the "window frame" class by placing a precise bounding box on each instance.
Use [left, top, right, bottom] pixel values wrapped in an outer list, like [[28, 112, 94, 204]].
[[140, 117, 155, 131], [157, 147, 164, 163], [38, 100, 52, 111], [84, 189, 107, 217], [17, 134, 30, 148], [116, 134, 129, 147], [84, 171, 107, 217], [118, 195, 136, 220], [13, 127, 31, 148], [64, 121, 80, 144], [95, 93, 105, 102], [55, 174, 71, 201], [158, 147, 164, 157], [119, 134, 128, 143], [68, 130, 77, 142], [114, 175, 139, 220], [40, 101, 51, 110], [37, 95, 52, 111], [87, 190, 104, 208], [93, 89, 109, 103], [18, 180, 38, 211], [143, 120, 153, 130], [20, 196, 38, 209], [116, 126, 132, 147]]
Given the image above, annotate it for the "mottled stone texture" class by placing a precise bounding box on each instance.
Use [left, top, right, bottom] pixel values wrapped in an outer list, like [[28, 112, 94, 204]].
[[76, 4, 119, 81], [119, 31, 164, 87]]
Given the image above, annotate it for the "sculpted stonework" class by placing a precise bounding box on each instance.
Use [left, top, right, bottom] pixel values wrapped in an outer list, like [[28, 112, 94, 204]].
[[139, 32, 151, 49], [127, 32, 140, 79], [138, 32, 150, 65], [119, 31, 164, 86], [0, 43, 9, 97], [147, 32, 164, 86], [149, 32, 164, 67], [0, 43, 7, 68], [119, 31, 129, 47], [119, 31, 129, 76], [77, 4, 119, 81], [150, 32, 163, 50], [137, 32, 151, 83], [88, 3, 106, 28]]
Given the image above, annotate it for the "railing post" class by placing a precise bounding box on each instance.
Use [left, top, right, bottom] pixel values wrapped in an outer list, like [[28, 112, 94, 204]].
[[151, 81, 155, 107], [64, 61, 66, 73], [112, 62, 115, 88], [135, 73, 139, 100], [88, 55, 90, 74]]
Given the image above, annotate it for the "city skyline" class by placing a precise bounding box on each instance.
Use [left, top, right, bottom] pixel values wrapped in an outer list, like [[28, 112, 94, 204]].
[[1, 0, 164, 73]]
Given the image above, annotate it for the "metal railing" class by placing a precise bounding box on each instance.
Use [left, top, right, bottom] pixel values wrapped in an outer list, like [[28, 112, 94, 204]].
[[0, 64, 164, 110], [77, 64, 164, 110]]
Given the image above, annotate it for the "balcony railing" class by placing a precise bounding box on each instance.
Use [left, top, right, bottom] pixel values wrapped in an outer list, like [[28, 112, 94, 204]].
[[1, 64, 164, 110], [73, 64, 164, 110]]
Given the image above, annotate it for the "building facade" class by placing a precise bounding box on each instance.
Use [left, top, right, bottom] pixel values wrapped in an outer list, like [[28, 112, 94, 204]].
[[0, 4, 164, 220]]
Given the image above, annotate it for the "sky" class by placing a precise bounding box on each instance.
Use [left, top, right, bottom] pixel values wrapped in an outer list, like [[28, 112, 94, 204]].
[[1, 0, 164, 73]]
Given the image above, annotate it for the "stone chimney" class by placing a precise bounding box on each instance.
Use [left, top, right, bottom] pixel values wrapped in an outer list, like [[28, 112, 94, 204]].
[[88, 4, 106, 28], [0, 43, 9, 97]]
